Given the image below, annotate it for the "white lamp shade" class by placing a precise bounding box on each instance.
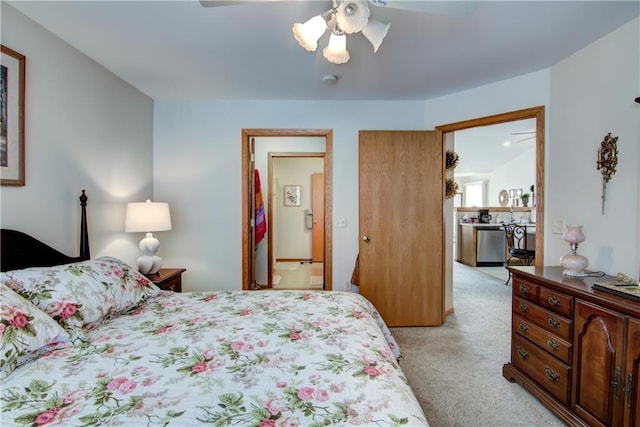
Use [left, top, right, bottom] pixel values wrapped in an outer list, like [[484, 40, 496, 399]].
[[362, 19, 390, 52], [336, 1, 370, 34], [292, 15, 328, 52], [323, 32, 350, 64], [125, 200, 172, 232]]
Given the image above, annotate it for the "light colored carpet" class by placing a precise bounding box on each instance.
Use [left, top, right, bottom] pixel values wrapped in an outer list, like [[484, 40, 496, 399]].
[[391, 262, 566, 427]]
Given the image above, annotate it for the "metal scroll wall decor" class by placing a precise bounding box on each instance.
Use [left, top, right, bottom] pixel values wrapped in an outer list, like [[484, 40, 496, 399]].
[[596, 132, 618, 214]]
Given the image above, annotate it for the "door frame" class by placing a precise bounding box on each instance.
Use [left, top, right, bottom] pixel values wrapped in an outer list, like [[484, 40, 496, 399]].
[[436, 105, 545, 265], [241, 129, 333, 290]]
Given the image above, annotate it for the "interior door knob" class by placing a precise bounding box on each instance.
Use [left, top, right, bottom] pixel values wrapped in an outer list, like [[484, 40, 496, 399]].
[[362, 236, 371, 243]]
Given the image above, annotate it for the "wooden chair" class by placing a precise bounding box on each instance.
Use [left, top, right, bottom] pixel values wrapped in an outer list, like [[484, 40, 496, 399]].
[[503, 223, 535, 285]]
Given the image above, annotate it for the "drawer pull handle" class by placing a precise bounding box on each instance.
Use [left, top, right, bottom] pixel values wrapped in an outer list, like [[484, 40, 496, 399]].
[[547, 317, 560, 329], [518, 284, 530, 294], [518, 323, 529, 333], [547, 339, 560, 351], [547, 296, 561, 306], [516, 346, 529, 360], [519, 303, 529, 313], [545, 367, 560, 383]]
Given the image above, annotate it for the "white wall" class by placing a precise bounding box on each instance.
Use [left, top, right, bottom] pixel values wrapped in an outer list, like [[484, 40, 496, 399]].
[[273, 157, 324, 260], [153, 100, 428, 291], [0, 5, 153, 265], [489, 148, 536, 210], [547, 17, 639, 277]]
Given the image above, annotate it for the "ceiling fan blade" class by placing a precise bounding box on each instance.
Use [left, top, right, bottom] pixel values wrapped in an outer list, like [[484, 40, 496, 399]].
[[514, 136, 535, 144], [199, 0, 283, 7], [371, 1, 478, 16]]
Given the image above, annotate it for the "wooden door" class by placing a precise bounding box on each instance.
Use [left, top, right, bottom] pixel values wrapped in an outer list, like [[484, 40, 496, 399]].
[[311, 173, 324, 263], [573, 300, 626, 426], [359, 130, 444, 327], [624, 317, 640, 427]]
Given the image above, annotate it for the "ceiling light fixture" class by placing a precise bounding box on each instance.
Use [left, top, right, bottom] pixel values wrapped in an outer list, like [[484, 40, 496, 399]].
[[292, 0, 390, 64]]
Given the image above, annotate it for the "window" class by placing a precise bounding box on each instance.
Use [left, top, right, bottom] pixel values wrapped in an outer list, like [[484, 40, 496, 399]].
[[463, 181, 485, 207]]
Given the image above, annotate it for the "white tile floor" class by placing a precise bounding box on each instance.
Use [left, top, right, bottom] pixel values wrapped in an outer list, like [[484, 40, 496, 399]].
[[272, 262, 324, 290]]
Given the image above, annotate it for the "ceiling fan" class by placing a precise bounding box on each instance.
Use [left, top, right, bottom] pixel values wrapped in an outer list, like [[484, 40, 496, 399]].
[[199, 0, 477, 64]]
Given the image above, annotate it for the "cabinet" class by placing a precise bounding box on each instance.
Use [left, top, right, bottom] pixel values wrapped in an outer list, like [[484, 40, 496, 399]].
[[503, 267, 640, 426], [145, 268, 186, 292]]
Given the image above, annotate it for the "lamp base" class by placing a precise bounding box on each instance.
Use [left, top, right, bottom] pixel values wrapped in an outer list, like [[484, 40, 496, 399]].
[[560, 254, 589, 277], [137, 233, 162, 275], [137, 255, 162, 275]]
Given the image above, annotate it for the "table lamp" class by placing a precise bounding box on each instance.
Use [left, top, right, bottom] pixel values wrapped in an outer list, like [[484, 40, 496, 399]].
[[125, 199, 172, 274], [560, 225, 588, 277]]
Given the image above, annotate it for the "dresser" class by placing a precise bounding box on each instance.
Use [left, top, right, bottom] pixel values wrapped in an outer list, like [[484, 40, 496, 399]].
[[503, 266, 640, 427], [145, 268, 186, 292]]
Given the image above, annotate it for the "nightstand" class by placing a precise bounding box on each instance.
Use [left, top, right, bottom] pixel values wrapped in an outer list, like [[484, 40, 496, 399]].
[[145, 268, 186, 292]]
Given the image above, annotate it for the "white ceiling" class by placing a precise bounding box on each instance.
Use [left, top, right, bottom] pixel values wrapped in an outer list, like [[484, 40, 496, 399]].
[[5, 1, 638, 173], [453, 118, 536, 176], [7, 0, 638, 101]]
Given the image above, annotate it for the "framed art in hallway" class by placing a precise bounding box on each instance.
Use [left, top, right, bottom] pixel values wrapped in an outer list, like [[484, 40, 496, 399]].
[[1, 44, 25, 186], [284, 185, 301, 206]]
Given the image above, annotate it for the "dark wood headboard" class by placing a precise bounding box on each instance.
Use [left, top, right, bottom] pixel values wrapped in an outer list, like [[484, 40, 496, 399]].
[[1, 190, 90, 272]]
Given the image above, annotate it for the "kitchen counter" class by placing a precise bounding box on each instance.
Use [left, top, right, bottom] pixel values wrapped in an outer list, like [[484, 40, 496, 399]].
[[459, 222, 536, 229], [456, 222, 536, 267]]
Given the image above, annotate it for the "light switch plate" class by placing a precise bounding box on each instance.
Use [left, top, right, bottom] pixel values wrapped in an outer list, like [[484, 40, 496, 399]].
[[552, 218, 565, 234], [335, 217, 347, 228]]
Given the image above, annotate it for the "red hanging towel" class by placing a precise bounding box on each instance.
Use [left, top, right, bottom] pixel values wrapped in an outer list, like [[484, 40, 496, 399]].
[[254, 169, 266, 245]]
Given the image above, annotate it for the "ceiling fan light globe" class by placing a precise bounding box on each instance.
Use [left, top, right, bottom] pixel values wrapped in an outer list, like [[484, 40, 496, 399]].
[[337, 1, 370, 34], [292, 15, 328, 51], [362, 19, 389, 52], [323, 33, 350, 64]]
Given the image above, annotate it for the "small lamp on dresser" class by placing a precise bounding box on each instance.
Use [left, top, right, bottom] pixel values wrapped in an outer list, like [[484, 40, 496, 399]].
[[559, 224, 588, 277], [125, 199, 172, 275]]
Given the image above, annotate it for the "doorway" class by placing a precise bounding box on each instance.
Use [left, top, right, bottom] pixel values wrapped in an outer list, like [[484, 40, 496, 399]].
[[437, 106, 545, 313], [268, 154, 325, 289], [241, 129, 333, 291]]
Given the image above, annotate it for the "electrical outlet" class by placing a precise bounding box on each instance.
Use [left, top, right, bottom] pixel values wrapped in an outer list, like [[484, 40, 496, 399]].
[[335, 217, 347, 228], [553, 218, 565, 234]]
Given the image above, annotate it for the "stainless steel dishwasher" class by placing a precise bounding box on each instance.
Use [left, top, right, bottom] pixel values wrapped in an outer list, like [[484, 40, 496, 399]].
[[476, 226, 506, 266]]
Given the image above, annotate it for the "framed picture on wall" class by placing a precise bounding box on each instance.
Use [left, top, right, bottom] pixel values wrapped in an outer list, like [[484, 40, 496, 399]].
[[283, 185, 301, 206], [1, 45, 26, 186]]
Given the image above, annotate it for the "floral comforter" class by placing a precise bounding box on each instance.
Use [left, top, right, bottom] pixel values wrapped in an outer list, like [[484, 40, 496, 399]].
[[1, 290, 427, 426]]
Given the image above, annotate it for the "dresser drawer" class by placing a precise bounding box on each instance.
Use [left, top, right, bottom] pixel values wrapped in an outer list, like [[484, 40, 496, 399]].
[[512, 334, 571, 406], [513, 277, 539, 302], [513, 314, 572, 364], [539, 287, 573, 318], [514, 296, 572, 341]]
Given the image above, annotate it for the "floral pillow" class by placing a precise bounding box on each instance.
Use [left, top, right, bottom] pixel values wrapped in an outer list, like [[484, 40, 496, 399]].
[[0, 257, 160, 342], [1, 284, 71, 379]]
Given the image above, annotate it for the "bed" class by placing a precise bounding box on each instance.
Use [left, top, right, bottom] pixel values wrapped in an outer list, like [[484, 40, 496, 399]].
[[0, 192, 427, 426]]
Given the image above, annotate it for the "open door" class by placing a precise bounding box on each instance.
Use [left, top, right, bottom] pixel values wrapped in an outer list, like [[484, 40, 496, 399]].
[[248, 137, 259, 290], [359, 130, 445, 326], [311, 173, 324, 263]]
